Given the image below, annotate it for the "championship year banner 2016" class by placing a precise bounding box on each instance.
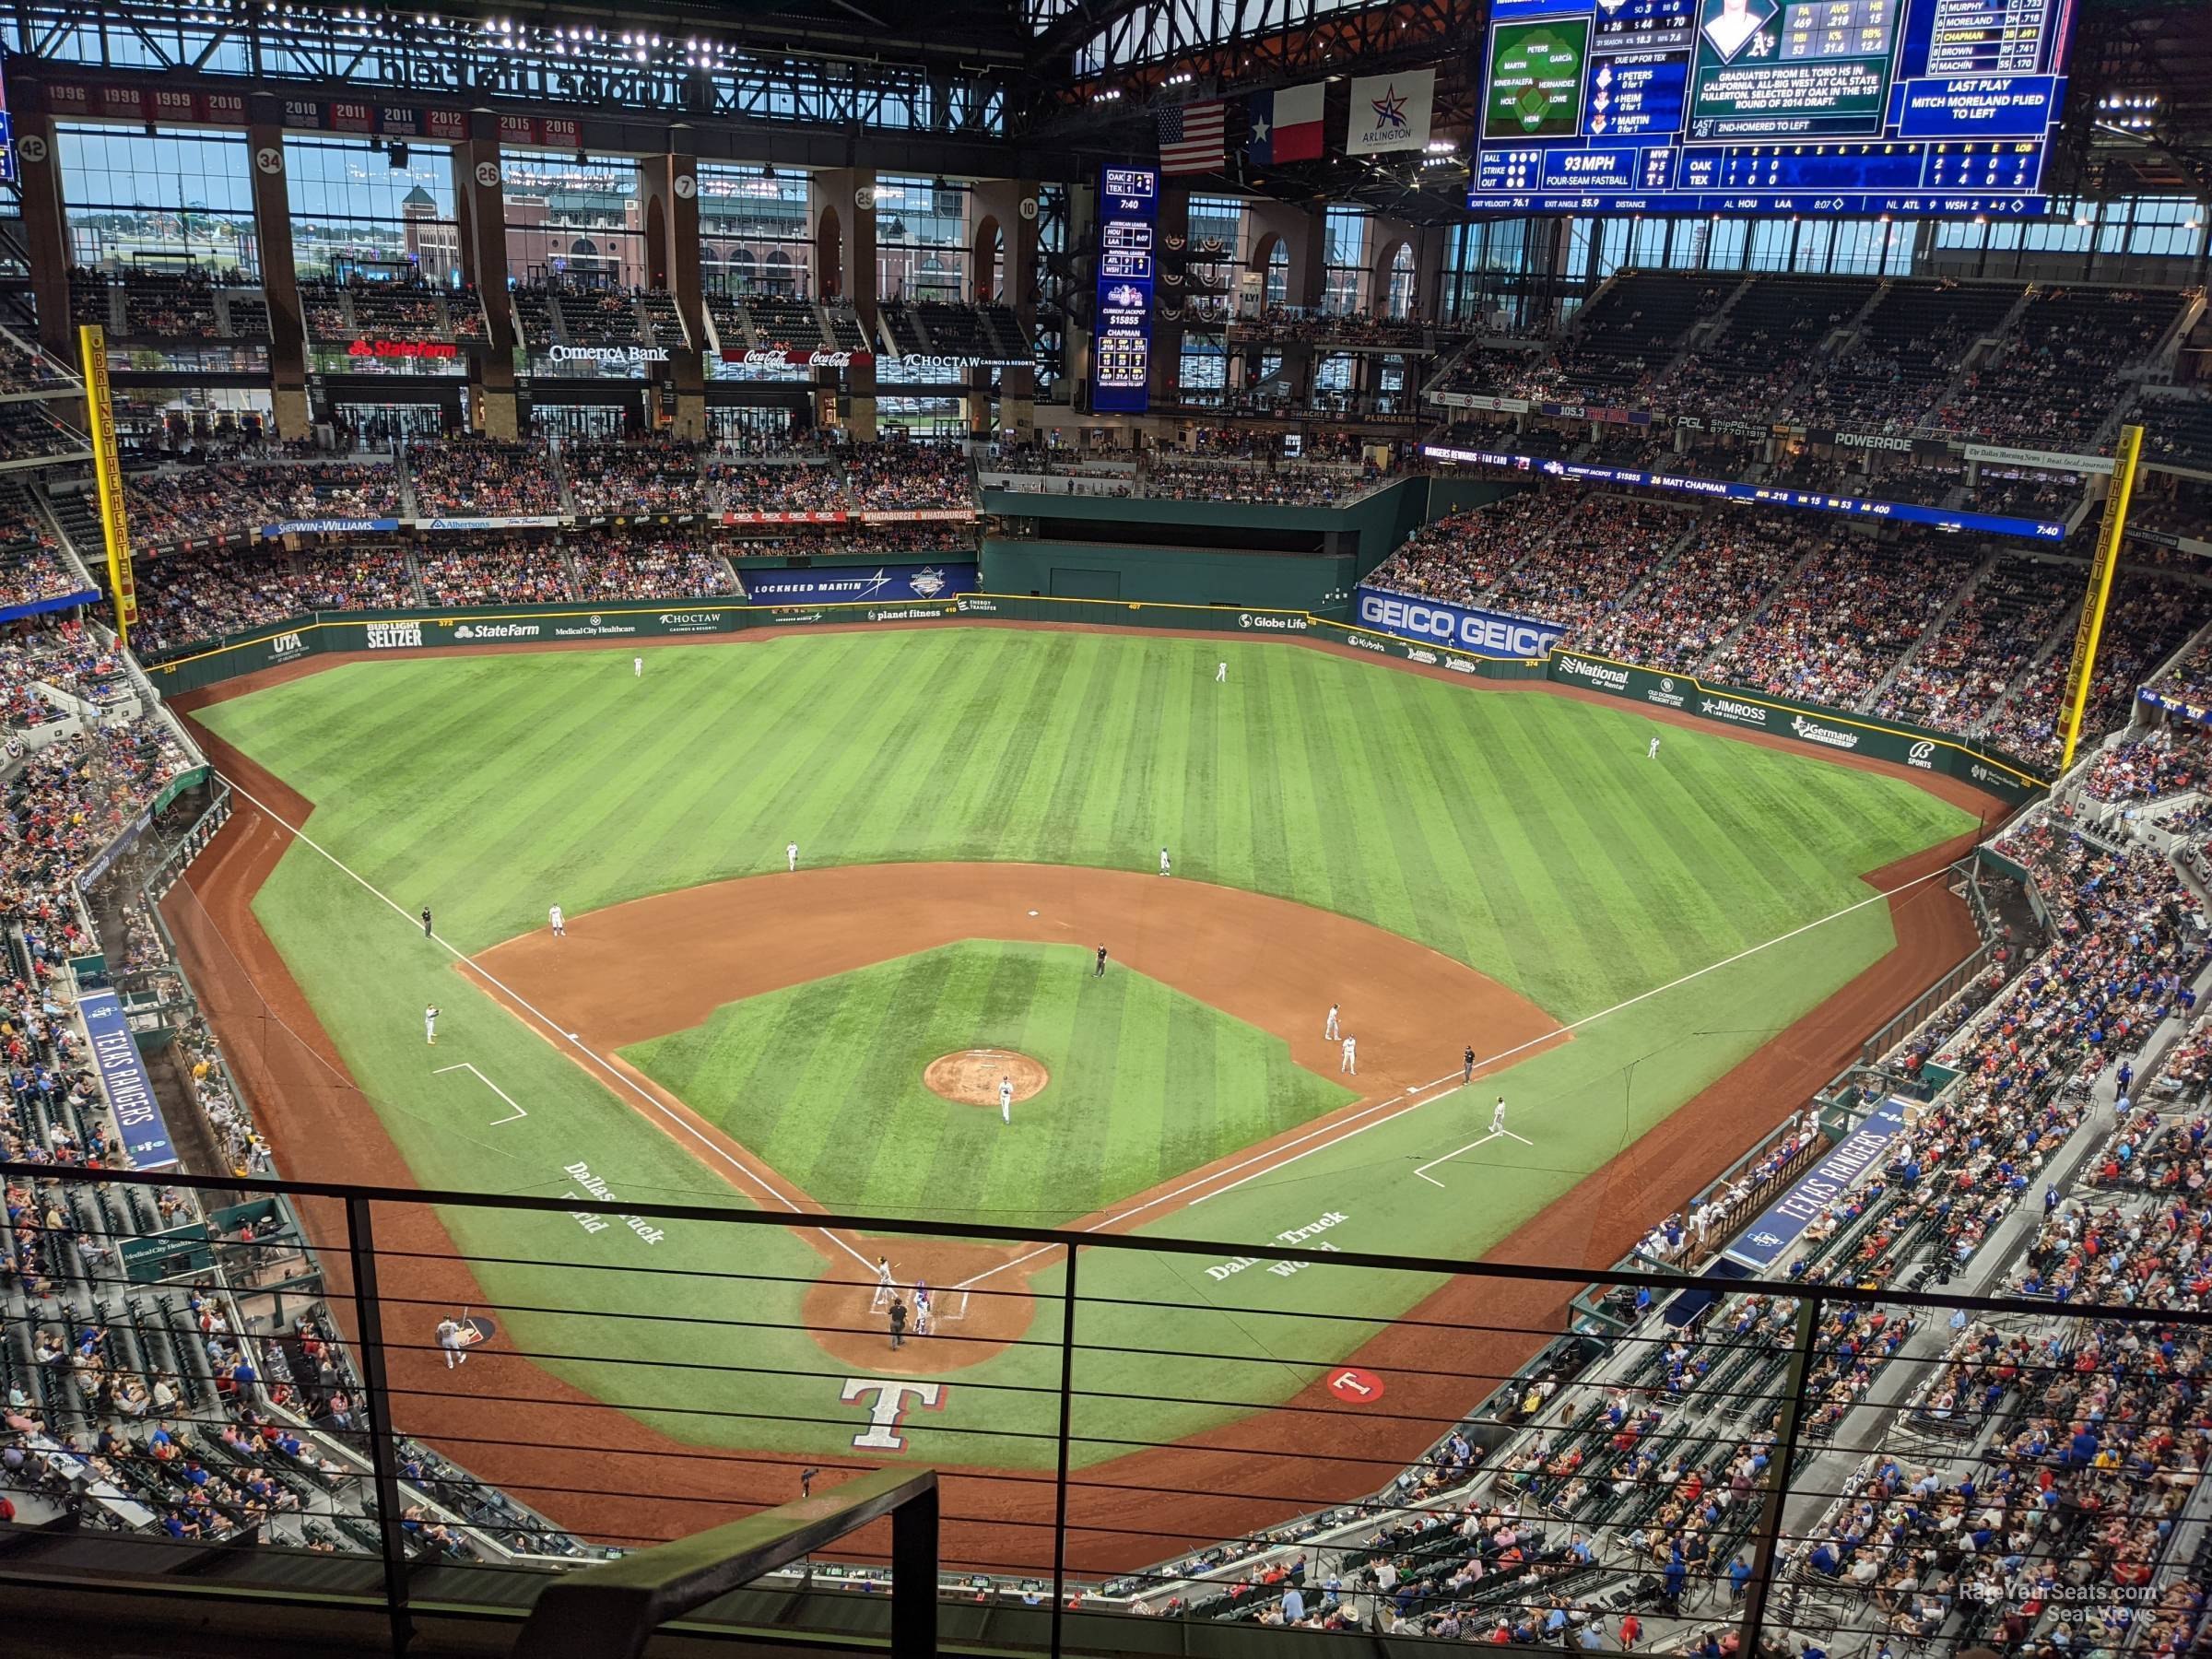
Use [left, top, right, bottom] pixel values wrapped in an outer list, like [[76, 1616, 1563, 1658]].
[[80, 989, 179, 1172], [1354, 587, 1566, 660]]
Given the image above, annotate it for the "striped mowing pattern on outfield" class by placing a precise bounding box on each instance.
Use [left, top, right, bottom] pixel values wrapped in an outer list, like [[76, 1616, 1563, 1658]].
[[196, 631, 1969, 1022], [191, 631, 1977, 1464]]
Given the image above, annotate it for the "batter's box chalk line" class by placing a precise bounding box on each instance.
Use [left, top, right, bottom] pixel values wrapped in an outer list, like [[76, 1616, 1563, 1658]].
[[435, 1062, 528, 1126]]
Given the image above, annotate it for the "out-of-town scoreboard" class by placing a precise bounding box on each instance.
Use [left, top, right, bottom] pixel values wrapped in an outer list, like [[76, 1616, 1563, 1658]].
[[1471, 0, 2075, 214]]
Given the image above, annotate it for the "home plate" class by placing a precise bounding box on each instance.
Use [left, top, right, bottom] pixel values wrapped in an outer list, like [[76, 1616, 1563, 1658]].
[[1028, 910, 1038, 916]]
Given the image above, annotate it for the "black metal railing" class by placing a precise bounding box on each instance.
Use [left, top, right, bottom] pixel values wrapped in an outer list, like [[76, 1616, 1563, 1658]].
[[0, 1159, 2205, 1659]]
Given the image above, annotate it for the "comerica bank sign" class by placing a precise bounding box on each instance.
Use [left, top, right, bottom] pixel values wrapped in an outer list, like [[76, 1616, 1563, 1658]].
[[1355, 587, 1564, 660]]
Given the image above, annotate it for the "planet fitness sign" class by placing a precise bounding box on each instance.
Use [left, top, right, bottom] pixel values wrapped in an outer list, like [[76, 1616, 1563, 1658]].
[[1355, 586, 1564, 659]]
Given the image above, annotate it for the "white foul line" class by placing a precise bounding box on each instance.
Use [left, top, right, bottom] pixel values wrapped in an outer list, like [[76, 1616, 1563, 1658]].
[[1412, 1125, 1533, 1187], [218, 772, 877, 1273], [951, 861, 1953, 1294], [433, 1062, 528, 1126]]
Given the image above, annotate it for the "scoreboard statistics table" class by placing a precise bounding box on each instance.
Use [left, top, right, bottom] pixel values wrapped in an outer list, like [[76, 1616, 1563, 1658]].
[[1472, 0, 2074, 215]]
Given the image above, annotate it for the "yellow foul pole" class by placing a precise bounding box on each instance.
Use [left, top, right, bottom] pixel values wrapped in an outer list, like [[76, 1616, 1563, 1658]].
[[2056, 421, 2143, 774], [76, 324, 137, 648]]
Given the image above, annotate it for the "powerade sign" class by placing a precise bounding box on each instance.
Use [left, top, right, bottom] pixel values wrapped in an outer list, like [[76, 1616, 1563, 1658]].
[[81, 989, 179, 1171], [1723, 1098, 1912, 1272], [737, 563, 978, 606], [1356, 587, 1564, 659]]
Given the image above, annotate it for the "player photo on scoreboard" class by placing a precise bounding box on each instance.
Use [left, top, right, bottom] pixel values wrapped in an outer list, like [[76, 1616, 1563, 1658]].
[[1700, 0, 1779, 62]]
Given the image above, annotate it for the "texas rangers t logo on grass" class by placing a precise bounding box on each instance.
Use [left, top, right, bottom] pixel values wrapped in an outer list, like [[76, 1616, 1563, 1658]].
[[840, 1378, 945, 1450]]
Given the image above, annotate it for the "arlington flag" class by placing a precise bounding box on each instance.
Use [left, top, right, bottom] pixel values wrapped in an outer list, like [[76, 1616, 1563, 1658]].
[[1346, 67, 1435, 155]]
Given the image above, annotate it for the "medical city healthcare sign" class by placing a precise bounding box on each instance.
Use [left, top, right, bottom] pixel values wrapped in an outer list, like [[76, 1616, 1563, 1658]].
[[1356, 585, 1564, 660]]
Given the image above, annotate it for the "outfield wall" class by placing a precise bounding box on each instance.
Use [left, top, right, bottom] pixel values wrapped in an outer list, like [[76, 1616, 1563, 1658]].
[[142, 594, 2046, 805]]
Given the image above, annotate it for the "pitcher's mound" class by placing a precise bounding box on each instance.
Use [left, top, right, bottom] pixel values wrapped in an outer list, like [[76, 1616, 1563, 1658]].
[[925, 1049, 1049, 1107]]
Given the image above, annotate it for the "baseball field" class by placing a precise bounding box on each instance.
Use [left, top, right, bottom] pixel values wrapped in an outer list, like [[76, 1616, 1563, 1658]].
[[168, 623, 1985, 1559]]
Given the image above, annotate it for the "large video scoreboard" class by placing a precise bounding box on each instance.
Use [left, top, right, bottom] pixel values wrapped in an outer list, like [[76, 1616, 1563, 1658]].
[[1471, 0, 2075, 215], [1090, 165, 1158, 416]]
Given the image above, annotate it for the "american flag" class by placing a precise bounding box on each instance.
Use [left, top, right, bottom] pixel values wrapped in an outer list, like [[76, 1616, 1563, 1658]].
[[1158, 100, 1228, 174]]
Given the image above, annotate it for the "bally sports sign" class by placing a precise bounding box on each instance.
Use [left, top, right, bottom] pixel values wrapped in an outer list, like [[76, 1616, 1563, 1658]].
[[1355, 587, 1563, 660]]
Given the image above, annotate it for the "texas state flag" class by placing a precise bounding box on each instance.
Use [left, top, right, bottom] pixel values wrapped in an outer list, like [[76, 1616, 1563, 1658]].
[[1247, 83, 1325, 164]]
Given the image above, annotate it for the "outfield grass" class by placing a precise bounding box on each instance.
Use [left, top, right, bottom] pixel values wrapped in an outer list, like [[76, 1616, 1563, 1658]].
[[624, 941, 1358, 1223], [194, 629, 1977, 1462]]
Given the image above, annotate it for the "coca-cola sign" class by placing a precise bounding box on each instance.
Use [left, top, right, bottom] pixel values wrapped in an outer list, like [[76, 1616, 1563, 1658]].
[[721, 347, 876, 369]]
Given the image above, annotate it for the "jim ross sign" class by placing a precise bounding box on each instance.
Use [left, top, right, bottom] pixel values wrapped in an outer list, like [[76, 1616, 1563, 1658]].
[[1356, 587, 1564, 659]]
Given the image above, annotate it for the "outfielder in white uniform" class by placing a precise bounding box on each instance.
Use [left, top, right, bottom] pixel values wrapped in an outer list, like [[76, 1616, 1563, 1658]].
[[425, 1004, 441, 1045], [1647, 736, 1660, 760], [1216, 662, 1227, 682], [1159, 846, 1171, 877], [634, 656, 642, 677], [548, 904, 565, 937], [1325, 1004, 1340, 1041], [998, 1075, 1014, 1124], [787, 841, 799, 872], [1340, 1036, 1356, 1075], [436, 1316, 469, 1369], [1491, 1096, 1508, 1134]]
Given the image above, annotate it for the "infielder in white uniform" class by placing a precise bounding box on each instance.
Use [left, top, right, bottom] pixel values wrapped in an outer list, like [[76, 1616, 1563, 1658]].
[[424, 1004, 441, 1045], [787, 841, 799, 872], [1325, 1003, 1340, 1041], [436, 1316, 469, 1369], [1648, 735, 1661, 760], [1340, 1036, 1356, 1075], [1216, 662, 1227, 682], [998, 1075, 1014, 1124], [548, 904, 565, 937], [1159, 846, 1171, 877], [1491, 1096, 1508, 1134]]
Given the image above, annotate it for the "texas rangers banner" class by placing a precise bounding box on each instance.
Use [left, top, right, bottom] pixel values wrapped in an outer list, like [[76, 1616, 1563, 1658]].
[[1722, 1097, 1910, 1272], [1347, 67, 1434, 156], [81, 988, 179, 1172], [734, 563, 978, 606]]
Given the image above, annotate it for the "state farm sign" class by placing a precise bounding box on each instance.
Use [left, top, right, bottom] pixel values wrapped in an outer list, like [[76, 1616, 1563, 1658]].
[[347, 338, 460, 360]]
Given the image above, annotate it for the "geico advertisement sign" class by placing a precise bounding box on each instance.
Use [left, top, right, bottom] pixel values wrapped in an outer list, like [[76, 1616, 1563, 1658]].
[[1357, 592, 1561, 658]]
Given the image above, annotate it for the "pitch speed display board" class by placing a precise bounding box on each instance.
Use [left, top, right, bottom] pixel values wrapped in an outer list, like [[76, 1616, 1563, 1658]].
[[1472, 0, 2075, 215]]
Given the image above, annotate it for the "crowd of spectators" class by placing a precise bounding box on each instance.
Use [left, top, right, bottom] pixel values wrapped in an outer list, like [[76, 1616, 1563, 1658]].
[[1145, 459, 1378, 506], [0, 486, 92, 611], [709, 441, 974, 516], [1699, 535, 1982, 712], [406, 440, 561, 519], [571, 537, 735, 601], [414, 536, 575, 606], [1873, 556, 2077, 734], [562, 439, 707, 517], [1480, 497, 1688, 634], [1362, 495, 1563, 607], [124, 462, 403, 547], [1930, 288, 2185, 448], [1977, 572, 2205, 770], [1576, 522, 1822, 673]]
